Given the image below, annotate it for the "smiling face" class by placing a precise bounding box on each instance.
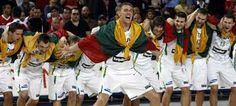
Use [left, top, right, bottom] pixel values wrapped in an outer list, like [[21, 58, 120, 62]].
[[174, 16, 186, 30], [118, 4, 133, 25]]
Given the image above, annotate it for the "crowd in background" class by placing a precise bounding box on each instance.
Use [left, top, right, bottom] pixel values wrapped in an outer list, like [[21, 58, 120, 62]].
[[0, 0, 235, 37]]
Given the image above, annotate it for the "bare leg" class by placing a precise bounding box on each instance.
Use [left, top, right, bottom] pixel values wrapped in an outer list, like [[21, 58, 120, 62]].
[[3, 91, 13, 106], [123, 95, 140, 106], [76, 95, 84, 106], [195, 91, 205, 106], [143, 89, 161, 106], [53, 101, 61, 106], [229, 87, 236, 106], [93, 93, 110, 106], [26, 99, 39, 106], [67, 91, 77, 106], [210, 85, 218, 106], [181, 87, 191, 106], [162, 87, 173, 106], [16, 91, 28, 106]]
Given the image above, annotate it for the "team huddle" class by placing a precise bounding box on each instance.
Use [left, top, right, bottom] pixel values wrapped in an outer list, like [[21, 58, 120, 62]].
[[0, 2, 236, 106]]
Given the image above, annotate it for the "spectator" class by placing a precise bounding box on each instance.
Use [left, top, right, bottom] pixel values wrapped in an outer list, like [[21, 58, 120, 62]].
[[47, 6, 62, 26], [133, 13, 143, 24], [91, 14, 108, 34], [81, 5, 97, 30], [28, 7, 49, 33], [20, 0, 35, 16], [60, 7, 71, 27], [0, 2, 13, 29], [175, 0, 188, 14], [7, 6, 27, 28], [64, 8, 90, 37], [44, 0, 62, 19]]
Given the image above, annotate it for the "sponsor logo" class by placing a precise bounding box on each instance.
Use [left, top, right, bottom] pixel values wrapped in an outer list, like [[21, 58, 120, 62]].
[[201, 85, 207, 87], [21, 84, 28, 88], [72, 86, 76, 89], [145, 84, 151, 89], [210, 79, 217, 84], [112, 56, 127, 63], [8, 86, 13, 89], [183, 81, 189, 84], [166, 81, 173, 85], [36, 94, 40, 97], [104, 88, 111, 93], [58, 92, 65, 98]]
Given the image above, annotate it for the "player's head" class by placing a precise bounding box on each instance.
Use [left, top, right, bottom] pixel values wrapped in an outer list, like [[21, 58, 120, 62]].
[[222, 11, 235, 32], [68, 36, 80, 46], [118, 2, 134, 25], [8, 22, 25, 42], [174, 12, 187, 30], [37, 34, 50, 53], [151, 16, 165, 38], [195, 8, 208, 28]]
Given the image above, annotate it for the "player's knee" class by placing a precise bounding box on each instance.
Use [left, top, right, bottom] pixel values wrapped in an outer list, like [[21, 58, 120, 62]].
[[96, 93, 109, 104], [29, 99, 39, 104], [231, 87, 236, 93], [181, 87, 190, 95], [145, 90, 161, 102], [165, 87, 173, 95], [3, 92, 13, 100], [211, 86, 218, 94], [77, 95, 84, 101], [68, 91, 77, 98], [18, 91, 28, 100]]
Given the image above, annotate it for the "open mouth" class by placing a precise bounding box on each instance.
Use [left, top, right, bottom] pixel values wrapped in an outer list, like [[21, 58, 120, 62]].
[[125, 16, 131, 20]]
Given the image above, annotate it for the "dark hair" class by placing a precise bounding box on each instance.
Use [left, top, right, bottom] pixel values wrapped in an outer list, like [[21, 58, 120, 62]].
[[38, 34, 50, 44], [71, 8, 80, 15], [50, 6, 59, 12], [197, 8, 208, 15], [8, 22, 25, 32], [175, 12, 187, 21], [151, 16, 165, 31], [224, 10, 235, 22], [2, 2, 11, 10], [12, 6, 22, 18]]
